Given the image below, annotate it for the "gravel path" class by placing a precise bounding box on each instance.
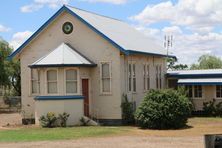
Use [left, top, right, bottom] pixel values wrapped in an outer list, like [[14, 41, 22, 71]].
[[0, 136, 204, 148]]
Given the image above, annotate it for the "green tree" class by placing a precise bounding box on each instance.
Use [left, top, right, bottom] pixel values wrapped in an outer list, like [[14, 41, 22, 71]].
[[190, 54, 222, 70], [167, 57, 188, 70], [0, 39, 21, 96]]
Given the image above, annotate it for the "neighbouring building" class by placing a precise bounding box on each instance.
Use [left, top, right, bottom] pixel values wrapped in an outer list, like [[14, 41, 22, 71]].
[[167, 69, 222, 111], [9, 5, 174, 125]]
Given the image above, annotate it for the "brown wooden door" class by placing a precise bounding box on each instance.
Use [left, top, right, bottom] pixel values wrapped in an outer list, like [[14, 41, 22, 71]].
[[82, 79, 89, 117]]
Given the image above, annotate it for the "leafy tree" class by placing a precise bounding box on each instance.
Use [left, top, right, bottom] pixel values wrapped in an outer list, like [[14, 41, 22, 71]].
[[167, 58, 188, 70], [190, 54, 222, 70], [0, 38, 21, 96], [167, 57, 188, 70]]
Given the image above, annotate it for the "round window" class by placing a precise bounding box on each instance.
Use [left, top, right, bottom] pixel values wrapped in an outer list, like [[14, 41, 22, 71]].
[[62, 22, 73, 34]]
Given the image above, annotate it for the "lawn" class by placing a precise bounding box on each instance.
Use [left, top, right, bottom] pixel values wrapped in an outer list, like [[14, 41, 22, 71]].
[[0, 126, 130, 142]]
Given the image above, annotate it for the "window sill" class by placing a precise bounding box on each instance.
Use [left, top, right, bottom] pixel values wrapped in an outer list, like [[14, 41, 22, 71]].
[[215, 98, 222, 100], [192, 98, 203, 100], [100, 93, 112, 96]]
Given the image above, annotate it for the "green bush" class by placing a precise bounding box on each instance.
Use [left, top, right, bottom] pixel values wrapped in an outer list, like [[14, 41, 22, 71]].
[[39, 112, 70, 128], [121, 94, 135, 124], [203, 99, 222, 116], [135, 89, 192, 129], [203, 99, 217, 116], [79, 117, 90, 126], [39, 112, 57, 128], [58, 112, 70, 127]]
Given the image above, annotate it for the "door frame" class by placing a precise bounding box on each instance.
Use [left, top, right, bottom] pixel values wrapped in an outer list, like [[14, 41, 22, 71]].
[[81, 77, 91, 116]]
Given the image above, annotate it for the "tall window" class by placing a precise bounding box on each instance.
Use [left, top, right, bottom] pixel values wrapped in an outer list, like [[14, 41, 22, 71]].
[[132, 64, 136, 92], [128, 63, 136, 92], [47, 70, 57, 94], [101, 62, 111, 93], [143, 65, 146, 90], [194, 85, 202, 98], [143, 64, 150, 91], [128, 64, 132, 92], [31, 69, 40, 94], [185, 85, 193, 98], [156, 65, 162, 89], [216, 85, 222, 98], [66, 69, 78, 94]]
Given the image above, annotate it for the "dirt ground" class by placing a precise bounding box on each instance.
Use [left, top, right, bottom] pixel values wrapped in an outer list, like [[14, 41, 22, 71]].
[[0, 113, 22, 129], [0, 136, 204, 148]]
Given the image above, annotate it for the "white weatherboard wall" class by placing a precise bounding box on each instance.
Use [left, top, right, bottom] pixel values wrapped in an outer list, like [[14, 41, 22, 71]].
[[120, 55, 167, 107], [20, 11, 122, 120], [35, 99, 83, 125]]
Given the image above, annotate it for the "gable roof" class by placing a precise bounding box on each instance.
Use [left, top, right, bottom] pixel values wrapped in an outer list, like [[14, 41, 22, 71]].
[[9, 5, 175, 59], [30, 43, 96, 68]]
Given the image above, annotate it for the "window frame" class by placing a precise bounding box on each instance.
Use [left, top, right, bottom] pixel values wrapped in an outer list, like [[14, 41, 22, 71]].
[[46, 68, 58, 95], [143, 64, 150, 92], [64, 68, 79, 95], [216, 85, 222, 99], [155, 65, 162, 89], [30, 68, 40, 95], [100, 61, 112, 95], [194, 85, 203, 99], [128, 61, 136, 93]]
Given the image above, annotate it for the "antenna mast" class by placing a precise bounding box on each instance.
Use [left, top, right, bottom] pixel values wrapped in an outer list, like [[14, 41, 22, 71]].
[[164, 35, 173, 56]]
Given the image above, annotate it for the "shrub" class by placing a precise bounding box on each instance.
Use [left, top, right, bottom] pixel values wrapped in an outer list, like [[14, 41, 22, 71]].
[[135, 89, 192, 129], [79, 117, 90, 126], [121, 94, 135, 124], [203, 99, 217, 116], [39, 112, 57, 128], [203, 99, 222, 116], [58, 112, 70, 127]]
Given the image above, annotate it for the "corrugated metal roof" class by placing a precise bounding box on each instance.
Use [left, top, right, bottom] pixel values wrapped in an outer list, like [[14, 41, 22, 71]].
[[167, 69, 222, 75], [67, 5, 168, 56], [9, 5, 174, 60], [178, 78, 222, 85], [30, 43, 96, 68]]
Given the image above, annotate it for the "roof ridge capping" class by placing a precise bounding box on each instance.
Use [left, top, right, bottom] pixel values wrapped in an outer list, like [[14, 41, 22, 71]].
[[64, 4, 124, 22]]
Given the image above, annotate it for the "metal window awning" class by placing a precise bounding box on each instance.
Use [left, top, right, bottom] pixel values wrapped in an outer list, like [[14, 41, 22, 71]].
[[29, 43, 96, 68], [178, 78, 222, 85]]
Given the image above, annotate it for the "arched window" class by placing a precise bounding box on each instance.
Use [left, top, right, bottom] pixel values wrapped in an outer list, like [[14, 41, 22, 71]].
[[65, 69, 78, 94], [47, 70, 57, 94]]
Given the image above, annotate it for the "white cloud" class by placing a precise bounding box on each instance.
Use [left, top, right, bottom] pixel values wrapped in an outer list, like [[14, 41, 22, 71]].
[[21, 0, 70, 13], [9, 31, 33, 50], [131, 0, 222, 32], [81, 0, 128, 4], [162, 26, 182, 34], [131, 0, 222, 65], [0, 24, 10, 32], [21, 0, 129, 12], [21, 4, 43, 13]]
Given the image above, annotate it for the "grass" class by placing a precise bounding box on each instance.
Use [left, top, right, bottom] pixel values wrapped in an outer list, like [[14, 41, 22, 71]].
[[0, 126, 130, 142]]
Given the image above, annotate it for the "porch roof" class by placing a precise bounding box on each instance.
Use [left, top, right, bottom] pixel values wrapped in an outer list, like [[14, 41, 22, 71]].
[[29, 43, 96, 68], [178, 78, 222, 85]]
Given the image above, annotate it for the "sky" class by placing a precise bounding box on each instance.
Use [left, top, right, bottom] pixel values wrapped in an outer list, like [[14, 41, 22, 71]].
[[0, 0, 222, 65]]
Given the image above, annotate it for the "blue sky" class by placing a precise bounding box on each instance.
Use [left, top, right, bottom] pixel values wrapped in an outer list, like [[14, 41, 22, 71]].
[[0, 0, 221, 64]]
